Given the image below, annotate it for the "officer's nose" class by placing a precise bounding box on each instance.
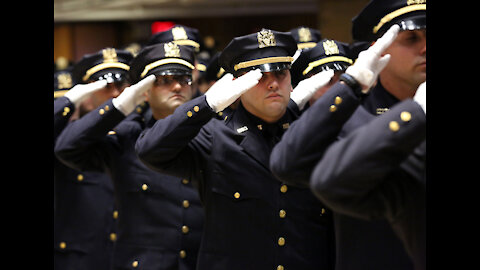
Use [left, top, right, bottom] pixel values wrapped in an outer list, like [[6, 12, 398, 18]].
[[264, 73, 279, 91], [420, 41, 426, 56], [171, 81, 183, 92], [267, 78, 279, 91]]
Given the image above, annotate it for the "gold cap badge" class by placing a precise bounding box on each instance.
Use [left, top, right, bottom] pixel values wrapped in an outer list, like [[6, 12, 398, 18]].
[[57, 73, 72, 89], [257, 29, 276, 48], [172, 26, 188, 41], [164, 42, 181, 58], [102, 48, 118, 63], [298, 27, 312, 42], [323, 40, 339, 56]]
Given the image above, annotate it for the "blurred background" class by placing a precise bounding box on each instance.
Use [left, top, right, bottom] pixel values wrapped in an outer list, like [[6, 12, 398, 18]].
[[54, 0, 370, 70]]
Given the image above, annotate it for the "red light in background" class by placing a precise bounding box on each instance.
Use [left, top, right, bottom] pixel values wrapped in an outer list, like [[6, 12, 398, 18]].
[[151, 21, 175, 34]]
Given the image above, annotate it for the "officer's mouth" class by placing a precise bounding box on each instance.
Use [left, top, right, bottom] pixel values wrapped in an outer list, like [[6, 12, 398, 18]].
[[266, 92, 282, 99], [170, 94, 185, 100]]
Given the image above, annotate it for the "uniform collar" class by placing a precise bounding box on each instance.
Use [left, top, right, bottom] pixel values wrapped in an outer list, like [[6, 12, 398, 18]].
[[238, 102, 293, 137], [362, 79, 400, 116], [230, 102, 293, 170]]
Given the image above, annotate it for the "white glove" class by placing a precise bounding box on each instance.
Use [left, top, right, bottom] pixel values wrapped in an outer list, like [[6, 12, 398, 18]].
[[290, 69, 334, 110], [205, 69, 262, 113], [345, 24, 400, 93], [112, 75, 155, 116], [413, 81, 426, 114], [63, 80, 107, 108]]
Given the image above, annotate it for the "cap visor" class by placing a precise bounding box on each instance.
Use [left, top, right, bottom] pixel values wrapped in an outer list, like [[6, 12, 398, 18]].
[[397, 15, 426, 31], [149, 64, 192, 76], [234, 62, 291, 77]]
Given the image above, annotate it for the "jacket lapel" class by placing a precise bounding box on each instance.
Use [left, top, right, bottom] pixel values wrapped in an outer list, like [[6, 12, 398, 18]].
[[231, 107, 271, 170]]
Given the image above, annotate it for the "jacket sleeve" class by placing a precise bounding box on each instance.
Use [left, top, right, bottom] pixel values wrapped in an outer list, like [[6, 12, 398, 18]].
[[310, 99, 426, 220], [135, 95, 215, 181], [54, 96, 75, 142], [270, 82, 361, 187], [54, 99, 126, 172]]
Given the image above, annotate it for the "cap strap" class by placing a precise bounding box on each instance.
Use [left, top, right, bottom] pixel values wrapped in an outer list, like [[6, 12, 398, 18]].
[[372, 4, 426, 34], [195, 63, 207, 71], [172, 39, 200, 49], [83, 62, 130, 82], [297, 42, 317, 50], [140, 58, 195, 78], [216, 68, 225, 79], [234, 56, 294, 71], [302, 56, 353, 75]]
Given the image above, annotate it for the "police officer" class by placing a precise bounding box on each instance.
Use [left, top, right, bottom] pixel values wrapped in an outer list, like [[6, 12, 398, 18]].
[[351, 0, 426, 117], [71, 48, 133, 117], [55, 42, 204, 270], [289, 26, 323, 62], [147, 24, 205, 97], [311, 82, 426, 269], [135, 29, 335, 270], [290, 38, 353, 110], [270, 0, 426, 267], [289, 26, 322, 51], [54, 70, 117, 270]]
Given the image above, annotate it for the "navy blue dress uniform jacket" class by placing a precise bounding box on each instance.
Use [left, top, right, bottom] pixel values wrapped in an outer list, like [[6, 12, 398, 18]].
[[310, 99, 426, 269], [270, 81, 414, 270], [135, 95, 335, 270], [54, 99, 204, 270], [54, 96, 116, 270]]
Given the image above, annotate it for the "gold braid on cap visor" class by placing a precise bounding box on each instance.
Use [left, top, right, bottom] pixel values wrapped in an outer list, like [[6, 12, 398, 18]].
[[82, 62, 130, 82], [140, 58, 195, 78], [302, 56, 353, 75], [372, 4, 426, 34], [234, 56, 294, 71]]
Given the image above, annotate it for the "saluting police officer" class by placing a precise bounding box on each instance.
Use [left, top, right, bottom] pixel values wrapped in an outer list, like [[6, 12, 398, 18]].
[[289, 26, 322, 51], [55, 42, 204, 270], [54, 56, 126, 270], [311, 82, 426, 269], [289, 26, 323, 62], [147, 24, 205, 98], [270, 0, 426, 268], [290, 38, 353, 111], [134, 29, 335, 270]]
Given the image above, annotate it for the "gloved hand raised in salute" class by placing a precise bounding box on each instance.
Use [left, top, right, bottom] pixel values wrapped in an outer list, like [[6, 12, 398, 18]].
[[205, 69, 263, 113], [345, 24, 400, 93], [63, 80, 107, 108], [290, 69, 334, 110], [112, 75, 156, 116]]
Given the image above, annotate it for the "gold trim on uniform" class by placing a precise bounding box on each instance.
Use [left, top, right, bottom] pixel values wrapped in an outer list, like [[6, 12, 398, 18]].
[[57, 73, 73, 89], [140, 58, 195, 78], [257, 29, 276, 48], [54, 90, 69, 98], [297, 42, 317, 50], [302, 56, 353, 75], [234, 56, 294, 71], [216, 67, 225, 78], [164, 42, 181, 58], [195, 63, 206, 71], [323, 40, 340, 56], [372, 4, 427, 34], [83, 62, 130, 82]]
